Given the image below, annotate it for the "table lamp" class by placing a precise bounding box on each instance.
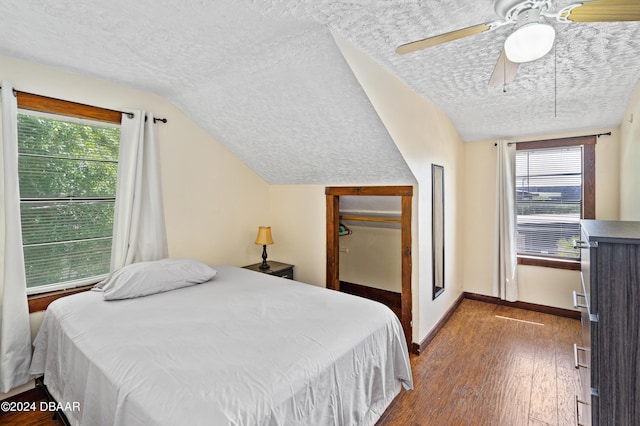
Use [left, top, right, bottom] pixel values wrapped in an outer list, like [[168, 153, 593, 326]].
[[255, 226, 274, 269]]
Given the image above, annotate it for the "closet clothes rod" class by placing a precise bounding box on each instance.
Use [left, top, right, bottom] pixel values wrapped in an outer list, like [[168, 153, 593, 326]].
[[340, 215, 402, 224]]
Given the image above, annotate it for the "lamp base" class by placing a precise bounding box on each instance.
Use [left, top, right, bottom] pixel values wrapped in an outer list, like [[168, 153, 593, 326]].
[[259, 245, 270, 269]]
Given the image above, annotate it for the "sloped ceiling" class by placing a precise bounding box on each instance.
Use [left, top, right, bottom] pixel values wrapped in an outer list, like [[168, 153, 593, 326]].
[[0, 0, 415, 185], [1, 1, 639, 184]]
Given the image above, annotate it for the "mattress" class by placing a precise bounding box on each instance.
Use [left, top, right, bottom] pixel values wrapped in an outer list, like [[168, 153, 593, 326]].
[[30, 265, 412, 425]]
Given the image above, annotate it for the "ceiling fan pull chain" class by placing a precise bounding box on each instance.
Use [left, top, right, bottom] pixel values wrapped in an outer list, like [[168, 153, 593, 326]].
[[554, 43, 557, 118], [503, 54, 508, 93]]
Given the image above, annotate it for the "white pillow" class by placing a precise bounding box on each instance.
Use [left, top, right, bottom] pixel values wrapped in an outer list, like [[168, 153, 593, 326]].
[[94, 258, 217, 300]]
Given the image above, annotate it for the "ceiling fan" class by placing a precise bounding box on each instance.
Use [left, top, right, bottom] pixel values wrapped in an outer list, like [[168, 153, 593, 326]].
[[396, 0, 640, 88]]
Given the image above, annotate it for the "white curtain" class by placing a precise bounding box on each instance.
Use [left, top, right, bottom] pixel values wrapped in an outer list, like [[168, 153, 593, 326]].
[[493, 140, 518, 302], [0, 81, 32, 392], [111, 110, 168, 270]]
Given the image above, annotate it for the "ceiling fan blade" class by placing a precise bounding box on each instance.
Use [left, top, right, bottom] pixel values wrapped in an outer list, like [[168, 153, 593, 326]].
[[488, 49, 519, 87], [563, 0, 640, 22], [396, 23, 492, 55]]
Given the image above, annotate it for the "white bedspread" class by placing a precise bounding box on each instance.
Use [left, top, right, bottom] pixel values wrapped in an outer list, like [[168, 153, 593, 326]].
[[30, 265, 412, 426]]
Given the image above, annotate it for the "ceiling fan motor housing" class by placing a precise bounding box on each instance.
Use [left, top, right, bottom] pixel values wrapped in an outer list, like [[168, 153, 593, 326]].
[[516, 8, 543, 27]]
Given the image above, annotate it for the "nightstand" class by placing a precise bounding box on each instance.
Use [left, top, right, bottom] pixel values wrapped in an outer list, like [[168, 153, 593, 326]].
[[242, 261, 294, 280]]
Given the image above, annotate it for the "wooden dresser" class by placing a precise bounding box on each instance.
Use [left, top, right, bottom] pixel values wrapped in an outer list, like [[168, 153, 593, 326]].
[[574, 220, 640, 426]]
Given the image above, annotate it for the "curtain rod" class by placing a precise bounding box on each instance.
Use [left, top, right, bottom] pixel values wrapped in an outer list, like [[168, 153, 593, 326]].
[[113, 112, 169, 123], [494, 132, 611, 146], [143, 115, 168, 124], [1, 85, 167, 124]]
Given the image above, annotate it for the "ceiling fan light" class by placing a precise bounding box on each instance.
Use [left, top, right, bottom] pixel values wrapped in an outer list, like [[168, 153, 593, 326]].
[[504, 22, 556, 63]]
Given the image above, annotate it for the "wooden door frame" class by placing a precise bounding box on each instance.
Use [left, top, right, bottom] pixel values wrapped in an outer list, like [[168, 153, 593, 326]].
[[325, 186, 413, 346]]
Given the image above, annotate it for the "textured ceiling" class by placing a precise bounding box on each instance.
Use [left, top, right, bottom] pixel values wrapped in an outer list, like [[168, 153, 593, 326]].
[[255, 0, 640, 142], [1, 1, 639, 184]]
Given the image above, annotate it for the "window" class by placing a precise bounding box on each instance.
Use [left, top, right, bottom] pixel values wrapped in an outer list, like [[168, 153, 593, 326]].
[[16, 93, 121, 295], [515, 136, 595, 269]]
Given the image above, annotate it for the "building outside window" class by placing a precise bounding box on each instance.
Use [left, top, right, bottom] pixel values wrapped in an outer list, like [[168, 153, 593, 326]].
[[514, 136, 596, 269]]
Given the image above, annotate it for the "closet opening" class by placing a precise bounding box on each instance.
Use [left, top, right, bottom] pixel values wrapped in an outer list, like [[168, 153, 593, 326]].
[[325, 186, 412, 346]]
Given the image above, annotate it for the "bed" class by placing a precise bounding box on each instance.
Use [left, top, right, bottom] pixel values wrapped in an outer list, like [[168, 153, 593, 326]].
[[29, 262, 413, 426]]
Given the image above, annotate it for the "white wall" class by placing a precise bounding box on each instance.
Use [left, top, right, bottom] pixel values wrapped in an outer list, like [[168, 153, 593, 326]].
[[266, 185, 328, 287], [331, 32, 466, 344], [462, 130, 620, 310], [339, 225, 402, 293], [620, 81, 640, 220]]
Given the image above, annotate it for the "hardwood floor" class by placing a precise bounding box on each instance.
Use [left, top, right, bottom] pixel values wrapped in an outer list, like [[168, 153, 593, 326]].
[[1, 299, 581, 426], [0, 385, 65, 426], [377, 299, 582, 426]]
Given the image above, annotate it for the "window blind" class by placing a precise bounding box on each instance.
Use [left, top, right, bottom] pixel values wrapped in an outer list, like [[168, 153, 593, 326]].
[[17, 110, 120, 293], [515, 145, 582, 259]]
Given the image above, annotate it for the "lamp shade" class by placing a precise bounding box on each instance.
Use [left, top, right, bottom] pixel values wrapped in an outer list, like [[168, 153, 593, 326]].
[[255, 226, 274, 245], [504, 22, 555, 63], [503, 8, 555, 64]]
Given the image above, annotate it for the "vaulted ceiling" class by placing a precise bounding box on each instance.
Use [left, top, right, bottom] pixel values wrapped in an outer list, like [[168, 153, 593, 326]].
[[2, 1, 639, 184]]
